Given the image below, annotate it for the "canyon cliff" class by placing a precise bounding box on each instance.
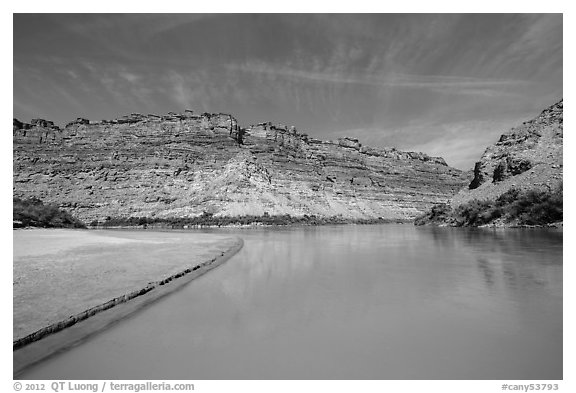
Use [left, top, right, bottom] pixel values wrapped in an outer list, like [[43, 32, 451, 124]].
[[13, 111, 467, 224], [453, 100, 563, 206], [415, 100, 563, 227]]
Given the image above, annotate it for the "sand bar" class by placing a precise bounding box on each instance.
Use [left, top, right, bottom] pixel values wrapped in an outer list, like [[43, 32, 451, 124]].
[[13, 229, 242, 375]]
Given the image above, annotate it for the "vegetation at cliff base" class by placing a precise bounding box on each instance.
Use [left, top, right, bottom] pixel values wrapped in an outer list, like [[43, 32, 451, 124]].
[[92, 212, 406, 228], [414, 186, 562, 227], [13, 197, 86, 228]]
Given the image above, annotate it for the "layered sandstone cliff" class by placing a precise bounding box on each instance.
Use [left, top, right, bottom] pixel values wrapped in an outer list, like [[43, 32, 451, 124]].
[[13, 111, 467, 223]]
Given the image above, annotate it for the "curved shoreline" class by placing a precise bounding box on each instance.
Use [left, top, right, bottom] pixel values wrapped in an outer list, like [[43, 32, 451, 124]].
[[13, 237, 243, 378]]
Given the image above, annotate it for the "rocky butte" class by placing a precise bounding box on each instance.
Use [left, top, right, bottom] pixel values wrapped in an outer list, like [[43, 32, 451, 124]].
[[453, 99, 563, 205], [13, 111, 468, 224], [415, 99, 563, 227]]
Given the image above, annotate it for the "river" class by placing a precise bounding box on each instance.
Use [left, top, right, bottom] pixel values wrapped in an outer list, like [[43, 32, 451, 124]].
[[18, 225, 562, 379]]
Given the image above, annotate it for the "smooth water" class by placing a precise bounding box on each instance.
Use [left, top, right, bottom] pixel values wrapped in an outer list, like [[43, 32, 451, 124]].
[[19, 225, 562, 379]]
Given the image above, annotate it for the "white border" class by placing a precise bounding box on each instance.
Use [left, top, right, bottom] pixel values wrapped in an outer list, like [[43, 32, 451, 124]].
[[4, 3, 572, 393]]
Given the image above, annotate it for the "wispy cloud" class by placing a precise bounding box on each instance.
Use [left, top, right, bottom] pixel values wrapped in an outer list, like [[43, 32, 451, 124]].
[[397, 119, 528, 169], [330, 116, 533, 170], [507, 14, 562, 63], [162, 69, 244, 112], [166, 71, 194, 109], [48, 14, 211, 62], [119, 71, 141, 84], [226, 61, 530, 97]]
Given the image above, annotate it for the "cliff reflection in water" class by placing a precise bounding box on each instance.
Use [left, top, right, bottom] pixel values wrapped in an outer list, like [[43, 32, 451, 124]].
[[426, 226, 562, 289]]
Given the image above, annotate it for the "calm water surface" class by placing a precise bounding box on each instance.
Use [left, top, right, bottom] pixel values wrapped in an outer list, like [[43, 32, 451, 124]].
[[20, 225, 562, 379]]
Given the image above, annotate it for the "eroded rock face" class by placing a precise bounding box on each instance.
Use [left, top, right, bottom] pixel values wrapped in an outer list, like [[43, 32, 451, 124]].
[[13, 111, 467, 222], [453, 100, 563, 206]]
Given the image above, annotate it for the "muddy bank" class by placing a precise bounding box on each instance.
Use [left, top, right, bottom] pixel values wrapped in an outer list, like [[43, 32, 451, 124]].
[[13, 235, 243, 377], [14, 230, 240, 340]]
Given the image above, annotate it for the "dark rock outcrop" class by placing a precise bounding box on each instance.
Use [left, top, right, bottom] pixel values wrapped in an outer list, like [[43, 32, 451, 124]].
[[13, 111, 468, 222]]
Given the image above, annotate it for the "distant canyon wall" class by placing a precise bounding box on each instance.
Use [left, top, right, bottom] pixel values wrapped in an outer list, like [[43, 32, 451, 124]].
[[13, 111, 467, 222]]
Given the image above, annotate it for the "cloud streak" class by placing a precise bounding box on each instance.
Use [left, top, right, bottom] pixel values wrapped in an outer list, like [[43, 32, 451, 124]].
[[226, 61, 531, 97]]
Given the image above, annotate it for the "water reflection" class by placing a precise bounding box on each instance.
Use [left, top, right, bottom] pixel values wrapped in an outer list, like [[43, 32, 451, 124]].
[[420, 226, 562, 352], [20, 225, 562, 380], [477, 258, 496, 286], [422, 226, 562, 290]]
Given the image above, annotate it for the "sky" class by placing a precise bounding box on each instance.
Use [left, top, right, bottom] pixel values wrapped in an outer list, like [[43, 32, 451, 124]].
[[13, 14, 562, 169]]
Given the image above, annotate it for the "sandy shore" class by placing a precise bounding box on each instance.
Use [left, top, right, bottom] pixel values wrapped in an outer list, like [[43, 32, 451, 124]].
[[13, 229, 243, 376]]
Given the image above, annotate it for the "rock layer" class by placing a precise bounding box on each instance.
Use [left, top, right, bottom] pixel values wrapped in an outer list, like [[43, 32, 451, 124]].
[[452, 100, 563, 206], [13, 111, 467, 222]]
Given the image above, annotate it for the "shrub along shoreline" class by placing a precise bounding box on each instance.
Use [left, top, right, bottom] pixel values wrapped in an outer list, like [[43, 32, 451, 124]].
[[14, 188, 563, 230], [13, 197, 86, 229], [414, 186, 563, 227], [13, 197, 411, 229], [93, 213, 410, 229]]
